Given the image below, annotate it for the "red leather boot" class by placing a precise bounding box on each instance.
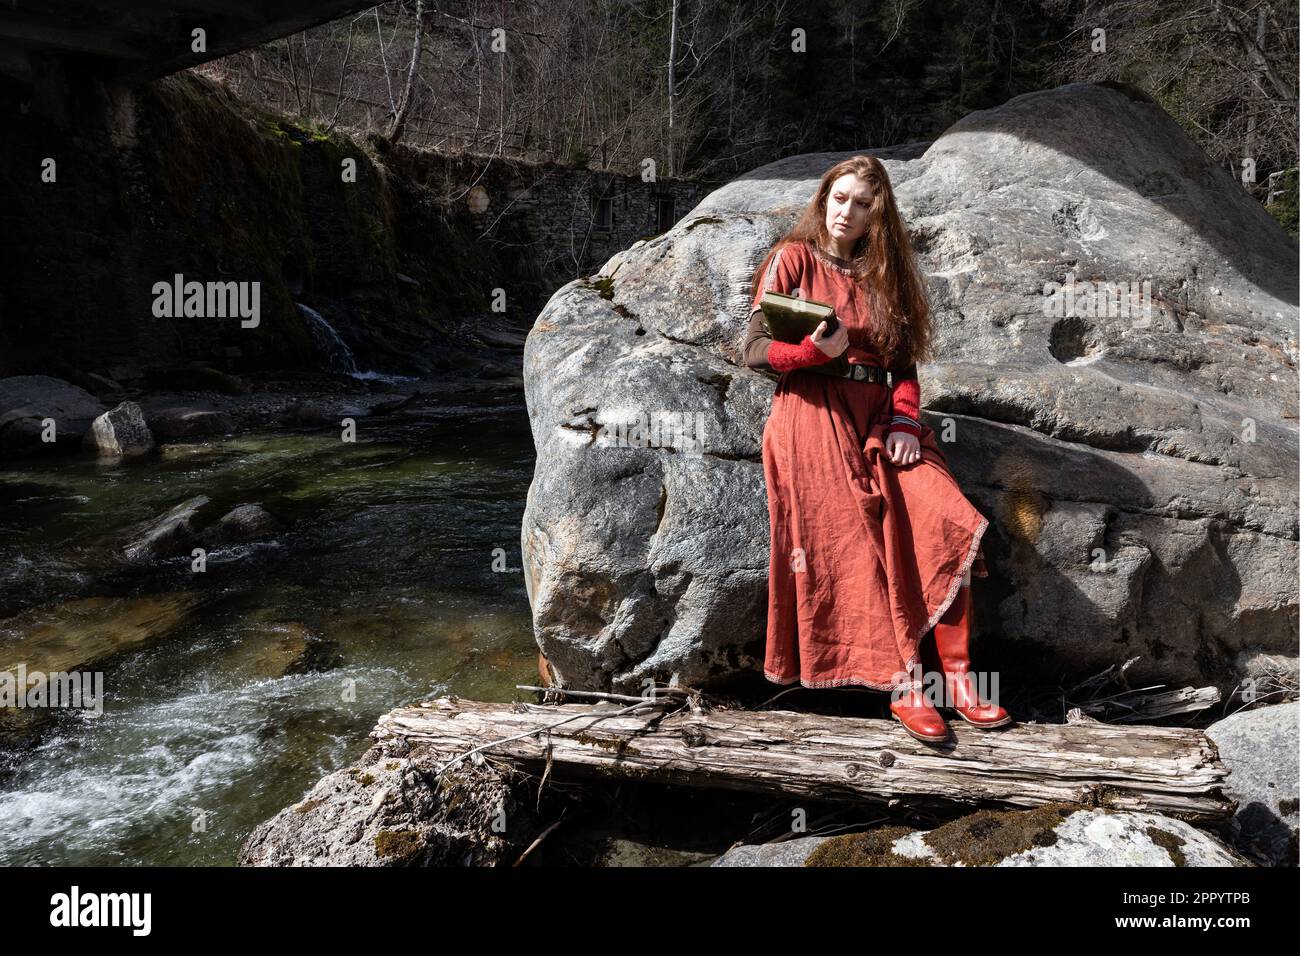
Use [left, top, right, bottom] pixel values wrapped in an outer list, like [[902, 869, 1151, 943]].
[[889, 681, 949, 742], [932, 582, 1012, 728]]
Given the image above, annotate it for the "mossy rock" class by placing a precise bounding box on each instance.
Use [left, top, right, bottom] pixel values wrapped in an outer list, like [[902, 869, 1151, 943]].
[[804, 824, 934, 867], [801, 802, 1245, 867], [374, 829, 424, 862]]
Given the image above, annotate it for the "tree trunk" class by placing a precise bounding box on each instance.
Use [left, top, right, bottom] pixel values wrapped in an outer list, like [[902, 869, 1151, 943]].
[[666, 0, 678, 178], [1242, 5, 1266, 187], [388, 0, 425, 145]]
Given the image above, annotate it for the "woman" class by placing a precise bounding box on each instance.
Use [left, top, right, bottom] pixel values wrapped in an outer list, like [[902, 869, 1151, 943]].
[[743, 154, 1011, 743]]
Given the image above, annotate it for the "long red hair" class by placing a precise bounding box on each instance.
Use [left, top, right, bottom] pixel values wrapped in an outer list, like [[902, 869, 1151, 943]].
[[749, 155, 933, 367]]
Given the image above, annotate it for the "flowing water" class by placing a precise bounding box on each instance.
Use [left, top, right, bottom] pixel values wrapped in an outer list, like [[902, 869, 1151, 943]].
[[0, 378, 539, 865], [297, 303, 421, 384]]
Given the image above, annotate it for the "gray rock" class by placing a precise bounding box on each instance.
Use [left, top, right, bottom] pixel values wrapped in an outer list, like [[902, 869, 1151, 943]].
[[521, 82, 1299, 696], [238, 736, 543, 866], [1235, 651, 1299, 710], [206, 503, 282, 548], [102, 498, 277, 565], [1206, 700, 1300, 866], [0, 375, 106, 457], [709, 836, 835, 866], [145, 405, 235, 440], [119, 495, 216, 563], [286, 399, 359, 427], [711, 807, 1250, 867], [901, 810, 1247, 867], [86, 400, 155, 458]]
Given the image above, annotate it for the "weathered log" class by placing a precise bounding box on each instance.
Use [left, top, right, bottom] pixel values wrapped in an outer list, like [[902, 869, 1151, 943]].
[[371, 697, 1236, 823], [1073, 685, 1222, 722]]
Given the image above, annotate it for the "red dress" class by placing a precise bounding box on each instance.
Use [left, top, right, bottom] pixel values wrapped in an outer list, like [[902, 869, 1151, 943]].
[[753, 240, 989, 691]]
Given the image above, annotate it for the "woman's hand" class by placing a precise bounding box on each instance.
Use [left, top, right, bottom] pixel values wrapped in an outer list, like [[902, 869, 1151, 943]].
[[886, 431, 921, 465], [810, 320, 849, 358]]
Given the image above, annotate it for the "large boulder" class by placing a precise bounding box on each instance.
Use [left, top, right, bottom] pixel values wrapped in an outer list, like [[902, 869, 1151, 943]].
[[0, 375, 106, 458], [521, 82, 1298, 695]]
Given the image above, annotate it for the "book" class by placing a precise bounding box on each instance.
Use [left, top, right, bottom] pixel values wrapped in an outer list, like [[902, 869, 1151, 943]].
[[758, 290, 840, 343], [758, 290, 848, 376]]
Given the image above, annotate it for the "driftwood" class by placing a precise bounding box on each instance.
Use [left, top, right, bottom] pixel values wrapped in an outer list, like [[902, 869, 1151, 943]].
[[371, 696, 1236, 823], [1071, 685, 1221, 723], [1060, 659, 1224, 723]]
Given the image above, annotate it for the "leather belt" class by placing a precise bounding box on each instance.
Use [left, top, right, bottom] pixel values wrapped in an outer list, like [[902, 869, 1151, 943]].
[[803, 362, 889, 385]]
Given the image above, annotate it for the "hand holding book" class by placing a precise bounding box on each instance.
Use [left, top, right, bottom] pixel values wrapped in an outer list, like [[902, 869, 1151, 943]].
[[760, 289, 848, 360], [808, 318, 849, 359]]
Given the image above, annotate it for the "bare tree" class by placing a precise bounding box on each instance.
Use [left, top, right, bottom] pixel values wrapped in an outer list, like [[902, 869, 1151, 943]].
[[1039, 0, 1298, 198], [192, 0, 1289, 205], [388, 0, 427, 142]]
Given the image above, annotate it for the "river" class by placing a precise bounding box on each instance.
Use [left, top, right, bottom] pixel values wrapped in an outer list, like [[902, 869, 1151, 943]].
[[0, 368, 539, 865]]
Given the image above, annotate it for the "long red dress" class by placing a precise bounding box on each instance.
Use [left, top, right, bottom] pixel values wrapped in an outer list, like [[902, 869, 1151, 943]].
[[753, 240, 990, 692]]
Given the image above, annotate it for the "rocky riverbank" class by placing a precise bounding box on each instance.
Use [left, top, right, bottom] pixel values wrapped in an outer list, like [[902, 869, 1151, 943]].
[[0, 309, 526, 463]]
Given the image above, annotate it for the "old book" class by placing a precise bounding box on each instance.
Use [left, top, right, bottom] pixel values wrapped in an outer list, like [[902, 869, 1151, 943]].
[[759, 290, 848, 376], [759, 290, 840, 342]]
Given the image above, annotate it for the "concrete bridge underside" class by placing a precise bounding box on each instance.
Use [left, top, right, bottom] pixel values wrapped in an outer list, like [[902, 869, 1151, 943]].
[[0, 0, 379, 86]]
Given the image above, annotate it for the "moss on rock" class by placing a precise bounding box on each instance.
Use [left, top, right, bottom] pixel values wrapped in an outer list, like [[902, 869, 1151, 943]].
[[1143, 825, 1187, 866], [805, 824, 934, 867], [374, 829, 423, 861], [805, 800, 1097, 867], [921, 801, 1086, 866]]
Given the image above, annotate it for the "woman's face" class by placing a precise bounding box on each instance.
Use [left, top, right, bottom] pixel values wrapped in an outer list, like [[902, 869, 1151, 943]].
[[823, 173, 873, 248]]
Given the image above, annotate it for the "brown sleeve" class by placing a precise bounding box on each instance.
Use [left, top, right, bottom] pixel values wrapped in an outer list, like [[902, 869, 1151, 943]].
[[890, 361, 918, 381], [742, 308, 775, 371]]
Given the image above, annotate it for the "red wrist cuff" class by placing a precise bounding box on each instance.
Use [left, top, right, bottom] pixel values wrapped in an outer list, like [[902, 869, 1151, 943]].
[[890, 376, 921, 422], [769, 335, 832, 372]]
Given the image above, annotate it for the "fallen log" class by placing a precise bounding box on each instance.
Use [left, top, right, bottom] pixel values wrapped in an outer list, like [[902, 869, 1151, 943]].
[[1074, 685, 1222, 722], [371, 696, 1236, 823]]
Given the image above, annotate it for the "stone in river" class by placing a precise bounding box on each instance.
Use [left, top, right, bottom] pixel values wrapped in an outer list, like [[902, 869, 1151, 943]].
[[85, 400, 155, 458]]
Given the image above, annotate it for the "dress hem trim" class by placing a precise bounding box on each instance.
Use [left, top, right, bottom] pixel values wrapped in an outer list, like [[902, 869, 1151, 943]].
[[763, 664, 923, 693], [919, 514, 989, 640]]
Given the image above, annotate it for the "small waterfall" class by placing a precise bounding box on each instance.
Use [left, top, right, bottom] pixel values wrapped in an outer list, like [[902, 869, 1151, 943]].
[[297, 303, 359, 375]]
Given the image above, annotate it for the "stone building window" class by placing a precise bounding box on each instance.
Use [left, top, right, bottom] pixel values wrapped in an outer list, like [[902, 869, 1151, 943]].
[[594, 195, 613, 231], [655, 195, 676, 233]]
